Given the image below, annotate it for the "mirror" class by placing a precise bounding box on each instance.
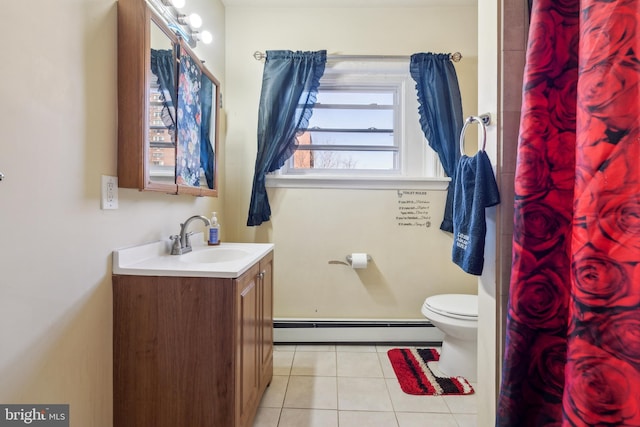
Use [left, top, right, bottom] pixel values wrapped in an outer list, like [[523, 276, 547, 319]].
[[149, 19, 177, 186], [200, 70, 219, 192], [117, 0, 219, 197], [175, 43, 220, 195]]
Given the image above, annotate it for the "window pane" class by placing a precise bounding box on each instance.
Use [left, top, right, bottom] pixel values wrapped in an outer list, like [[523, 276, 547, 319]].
[[288, 82, 401, 174], [308, 108, 393, 131], [299, 131, 394, 147], [292, 150, 396, 170], [316, 89, 394, 106]]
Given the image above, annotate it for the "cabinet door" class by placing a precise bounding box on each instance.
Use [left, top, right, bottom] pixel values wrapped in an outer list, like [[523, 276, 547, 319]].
[[259, 252, 274, 387], [236, 264, 260, 427], [113, 275, 235, 427]]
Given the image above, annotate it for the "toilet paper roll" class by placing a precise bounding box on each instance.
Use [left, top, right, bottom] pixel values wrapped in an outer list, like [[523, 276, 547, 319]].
[[350, 253, 369, 269]]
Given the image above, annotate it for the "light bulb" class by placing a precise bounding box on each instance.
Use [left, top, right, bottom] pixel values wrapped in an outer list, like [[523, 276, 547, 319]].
[[170, 0, 185, 8], [201, 30, 213, 44], [188, 13, 202, 29]]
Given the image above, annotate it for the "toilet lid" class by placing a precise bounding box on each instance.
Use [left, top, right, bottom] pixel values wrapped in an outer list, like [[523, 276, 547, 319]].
[[424, 294, 478, 318]]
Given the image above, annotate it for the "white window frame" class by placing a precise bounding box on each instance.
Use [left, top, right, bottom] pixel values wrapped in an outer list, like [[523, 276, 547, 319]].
[[285, 80, 401, 176], [266, 61, 449, 190]]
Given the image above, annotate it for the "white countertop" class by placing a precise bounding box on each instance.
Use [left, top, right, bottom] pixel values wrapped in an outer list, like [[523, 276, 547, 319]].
[[112, 234, 274, 278]]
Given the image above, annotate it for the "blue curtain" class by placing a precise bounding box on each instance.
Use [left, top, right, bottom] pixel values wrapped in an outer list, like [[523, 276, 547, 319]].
[[150, 48, 177, 129], [200, 74, 214, 189], [247, 50, 326, 226], [410, 53, 464, 232]]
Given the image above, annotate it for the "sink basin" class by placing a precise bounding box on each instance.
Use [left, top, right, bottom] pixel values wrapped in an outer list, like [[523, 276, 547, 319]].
[[179, 247, 252, 264], [112, 234, 274, 278]]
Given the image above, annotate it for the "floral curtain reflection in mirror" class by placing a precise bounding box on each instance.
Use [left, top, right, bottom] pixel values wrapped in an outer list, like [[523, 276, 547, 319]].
[[177, 53, 203, 187], [174, 51, 216, 190], [149, 44, 217, 191], [200, 73, 215, 189]]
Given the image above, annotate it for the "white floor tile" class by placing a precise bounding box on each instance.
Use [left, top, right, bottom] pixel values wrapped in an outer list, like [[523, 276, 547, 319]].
[[396, 412, 459, 427], [256, 344, 478, 427], [295, 344, 336, 352], [336, 344, 377, 352], [385, 378, 451, 413], [273, 350, 294, 376], [337, 352, 384, 378], [337, 377, 393, 411], [274, 344, 296, 352], [252, 407, 281, 427], [376, 344, 399, 353], [291, 351, 337, 376], [378, 351, 397, 378], [278, 408, 338, 427], [443, 392, 477, 414], [283, 376, 338, 409], [259, 375, 289, 408], [338, 410, 399, 427], [454, 413, 478, 427]]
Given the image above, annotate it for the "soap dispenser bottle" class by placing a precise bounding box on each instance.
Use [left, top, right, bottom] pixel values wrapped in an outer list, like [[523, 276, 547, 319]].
[[208, 212, 220, 245]]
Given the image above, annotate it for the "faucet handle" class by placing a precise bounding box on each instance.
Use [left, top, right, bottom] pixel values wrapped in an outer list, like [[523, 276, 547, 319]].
[[170, 234, 182, 255]]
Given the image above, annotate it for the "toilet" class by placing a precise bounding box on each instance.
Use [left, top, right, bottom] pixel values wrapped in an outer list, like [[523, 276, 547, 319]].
[[421, 294, 478, 382]]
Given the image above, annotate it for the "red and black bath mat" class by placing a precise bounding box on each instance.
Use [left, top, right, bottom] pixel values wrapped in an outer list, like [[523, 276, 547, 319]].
[[387, 348, 474, 396]]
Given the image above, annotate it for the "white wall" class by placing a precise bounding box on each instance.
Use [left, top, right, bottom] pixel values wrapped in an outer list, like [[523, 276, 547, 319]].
[[225, 6, 479, 319], [477, 0, 500, 424], [0, 0, 225, 425]]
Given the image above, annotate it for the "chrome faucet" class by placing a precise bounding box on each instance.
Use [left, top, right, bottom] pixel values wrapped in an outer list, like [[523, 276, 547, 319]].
[[170, 215, 211, 255]]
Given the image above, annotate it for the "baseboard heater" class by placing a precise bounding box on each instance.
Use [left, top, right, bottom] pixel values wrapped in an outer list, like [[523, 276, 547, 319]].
[[273, 319, 444, 345]]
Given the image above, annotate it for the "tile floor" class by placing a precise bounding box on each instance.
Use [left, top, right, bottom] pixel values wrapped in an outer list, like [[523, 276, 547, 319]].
[[252, 344, 477, 427]]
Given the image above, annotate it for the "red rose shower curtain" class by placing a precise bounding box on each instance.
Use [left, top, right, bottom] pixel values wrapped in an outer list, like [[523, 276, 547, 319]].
[[497, 1, 640, 426]]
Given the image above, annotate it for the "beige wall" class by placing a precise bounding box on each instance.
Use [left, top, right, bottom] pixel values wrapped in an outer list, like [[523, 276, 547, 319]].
[[224, 5, 480, 320], [0, 0, 225, 425], [269, 189, 478, 319]]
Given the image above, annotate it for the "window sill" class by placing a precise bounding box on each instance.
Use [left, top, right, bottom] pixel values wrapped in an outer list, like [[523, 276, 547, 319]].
[[265, 175, 451, 190]]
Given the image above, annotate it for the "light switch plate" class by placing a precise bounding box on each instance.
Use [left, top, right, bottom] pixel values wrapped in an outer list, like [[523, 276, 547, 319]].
[[101, 175, 119, 210]]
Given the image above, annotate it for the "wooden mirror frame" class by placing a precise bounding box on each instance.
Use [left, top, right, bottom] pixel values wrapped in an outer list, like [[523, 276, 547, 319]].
[[117, 0, 219, 197]]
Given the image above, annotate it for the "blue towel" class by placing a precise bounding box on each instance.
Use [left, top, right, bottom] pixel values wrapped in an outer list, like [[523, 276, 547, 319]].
[[451, 150, 500, 275]]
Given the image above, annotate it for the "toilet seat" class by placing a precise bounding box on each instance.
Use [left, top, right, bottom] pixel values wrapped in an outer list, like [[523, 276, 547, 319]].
[[423, 294, 478, 320]]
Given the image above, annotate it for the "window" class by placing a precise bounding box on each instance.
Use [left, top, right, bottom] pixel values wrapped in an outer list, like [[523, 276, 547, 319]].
[[270, 61, 446, 189], [292, 86, 399, 172]]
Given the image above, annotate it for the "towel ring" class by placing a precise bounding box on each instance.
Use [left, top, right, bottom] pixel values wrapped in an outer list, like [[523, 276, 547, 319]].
[[459, 114, 491, 156]]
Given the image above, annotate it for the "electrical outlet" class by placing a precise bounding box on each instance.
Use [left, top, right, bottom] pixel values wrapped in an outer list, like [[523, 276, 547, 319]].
[[101, 175, 119, 210]]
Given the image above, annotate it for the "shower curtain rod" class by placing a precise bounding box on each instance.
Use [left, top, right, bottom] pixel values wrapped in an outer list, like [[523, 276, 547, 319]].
[[252, 51, 463, 63]]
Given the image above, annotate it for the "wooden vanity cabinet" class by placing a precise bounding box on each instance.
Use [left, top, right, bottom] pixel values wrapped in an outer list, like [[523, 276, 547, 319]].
[[112, 251, 273, 427]]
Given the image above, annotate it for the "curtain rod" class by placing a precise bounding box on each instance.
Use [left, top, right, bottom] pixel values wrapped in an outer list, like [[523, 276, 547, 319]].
[[252, 51, 462, 63]]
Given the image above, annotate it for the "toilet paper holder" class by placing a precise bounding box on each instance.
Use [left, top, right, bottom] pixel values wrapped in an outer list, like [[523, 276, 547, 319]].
[[346, 254, 372, 265], [328, 254, 373, 266]]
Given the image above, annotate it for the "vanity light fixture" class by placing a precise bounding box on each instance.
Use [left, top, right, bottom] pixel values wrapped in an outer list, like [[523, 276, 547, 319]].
[[189, 13, 202, 29], [200, 30, 213, 45], [193, 30, 213, 45], [178, 12, 202, 29], [147, 0, 211, 48]]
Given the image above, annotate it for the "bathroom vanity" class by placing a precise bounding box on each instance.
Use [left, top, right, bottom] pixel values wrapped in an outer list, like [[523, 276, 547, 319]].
[[112, 241, 274, 427]]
